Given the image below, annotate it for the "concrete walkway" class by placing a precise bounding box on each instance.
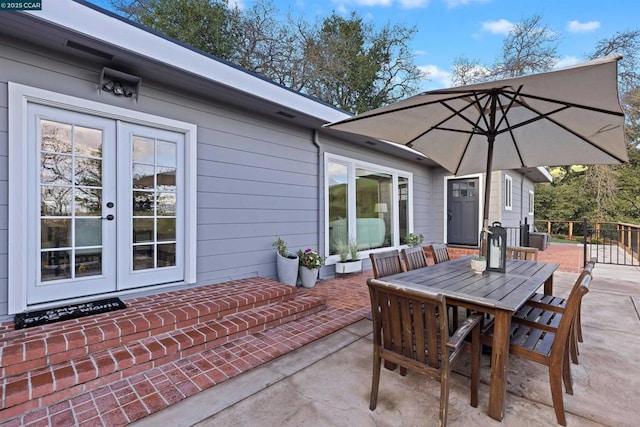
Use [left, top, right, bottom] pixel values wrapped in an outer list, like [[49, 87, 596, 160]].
[[135, 264, 640, 427]]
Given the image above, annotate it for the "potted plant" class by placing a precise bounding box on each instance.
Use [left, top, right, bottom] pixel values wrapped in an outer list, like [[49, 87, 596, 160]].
[[297, 248, 325, 288], [273, 236, 299, 286], [470, 255, 486, 274], [405, 232, 424, 247], [335, 239, 363, 275]]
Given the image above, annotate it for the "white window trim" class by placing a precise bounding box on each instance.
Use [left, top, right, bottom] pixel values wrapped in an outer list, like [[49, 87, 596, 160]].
[[8, 82, 197, 314], [504, 174, 513, 211], [528, 189, 535, 215], [324, 153, 413, 263]]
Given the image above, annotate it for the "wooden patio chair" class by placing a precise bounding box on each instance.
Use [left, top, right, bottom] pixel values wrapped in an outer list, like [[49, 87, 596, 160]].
[[483, 270, 592, 426], [506, 245, 539, 261], [428, 244, 451, 264], [521, 259, 596, 364], [401, 246, 428, 271], [369, 250, 404, 279], [367, 279, 482, 427]]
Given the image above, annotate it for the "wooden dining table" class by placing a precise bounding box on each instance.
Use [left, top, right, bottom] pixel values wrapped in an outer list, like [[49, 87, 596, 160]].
[[378, 255, 560, 421]]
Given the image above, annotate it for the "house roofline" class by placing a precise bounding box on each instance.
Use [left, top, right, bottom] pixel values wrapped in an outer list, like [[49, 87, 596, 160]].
[[21, 0, 349, 124]]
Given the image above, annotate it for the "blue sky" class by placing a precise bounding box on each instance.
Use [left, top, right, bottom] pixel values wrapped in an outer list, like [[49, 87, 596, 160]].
[[87, 0, 639, 90]]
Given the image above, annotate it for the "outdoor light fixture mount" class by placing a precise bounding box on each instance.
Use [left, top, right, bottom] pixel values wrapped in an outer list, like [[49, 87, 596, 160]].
[[100, 67, 141, 101]]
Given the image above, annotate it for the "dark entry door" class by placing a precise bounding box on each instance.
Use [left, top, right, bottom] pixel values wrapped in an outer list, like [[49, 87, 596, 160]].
[[447, 178, 479, 246]]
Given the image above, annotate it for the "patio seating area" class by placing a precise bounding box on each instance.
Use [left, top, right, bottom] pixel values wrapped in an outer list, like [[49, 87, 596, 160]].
[[1, 243, 638, 426]]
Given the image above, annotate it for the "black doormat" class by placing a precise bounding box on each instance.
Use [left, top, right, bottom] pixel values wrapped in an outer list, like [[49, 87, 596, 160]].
[[14, 297, 127, 330]]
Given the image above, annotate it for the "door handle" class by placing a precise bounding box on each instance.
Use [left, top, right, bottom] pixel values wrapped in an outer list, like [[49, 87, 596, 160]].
[[102, 214, 115, 221]]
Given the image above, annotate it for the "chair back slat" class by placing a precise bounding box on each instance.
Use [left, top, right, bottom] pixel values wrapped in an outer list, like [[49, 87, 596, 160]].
[[429, 244, 451, 264], [506, 246, 539, 261], [368, 280, 448, 370], [402, 246, 429, 270], [369, 250, 403, 278]]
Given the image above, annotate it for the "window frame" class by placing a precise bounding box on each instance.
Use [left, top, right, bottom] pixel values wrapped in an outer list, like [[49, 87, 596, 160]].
[[504, 174, 513, 211], [528, 189, 535, 215], [324, 153, 413, 263]]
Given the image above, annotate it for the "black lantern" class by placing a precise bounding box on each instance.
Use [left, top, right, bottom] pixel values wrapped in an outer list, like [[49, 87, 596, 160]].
[[486, 221, 507, 273]]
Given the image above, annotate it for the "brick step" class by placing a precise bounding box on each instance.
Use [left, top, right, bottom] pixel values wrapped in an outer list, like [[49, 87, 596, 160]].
[[0, 278, 296, 377], [0, 293, 326, 420]]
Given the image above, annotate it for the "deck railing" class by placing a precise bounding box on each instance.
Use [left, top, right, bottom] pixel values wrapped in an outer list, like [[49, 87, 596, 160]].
[[534, 219, 640, 266]]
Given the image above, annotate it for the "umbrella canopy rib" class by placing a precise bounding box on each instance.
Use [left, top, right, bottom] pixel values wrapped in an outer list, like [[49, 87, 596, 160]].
[[454, 121, 482, 175], [500, 90, 625, 117], [499, 112, 526, 169], [406, 93, 491, 147], [503, 95, 627, 163]]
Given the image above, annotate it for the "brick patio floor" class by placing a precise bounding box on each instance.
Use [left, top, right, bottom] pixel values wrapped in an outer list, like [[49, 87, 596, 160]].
[[0, 243, 582, 426]]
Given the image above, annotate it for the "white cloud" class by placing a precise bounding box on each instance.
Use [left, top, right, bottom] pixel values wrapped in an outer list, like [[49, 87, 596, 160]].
[[481, 19, 514, 35], [419, 64, 453, 89], [566, 20, 600, 33], [351, 0, 393, 5], [554, 56, 581, 69], [443, 0, 490, 8], [398, 0, 429, 7], [414, 50, 428, 56], [331, 0, 428, 9]]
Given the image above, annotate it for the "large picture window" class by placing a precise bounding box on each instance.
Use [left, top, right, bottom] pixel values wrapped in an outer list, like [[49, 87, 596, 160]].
[[326, 154, 412, 259]]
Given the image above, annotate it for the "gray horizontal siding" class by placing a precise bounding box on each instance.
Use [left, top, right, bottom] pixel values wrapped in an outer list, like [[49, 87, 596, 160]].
[[0, 33, 439, 314]]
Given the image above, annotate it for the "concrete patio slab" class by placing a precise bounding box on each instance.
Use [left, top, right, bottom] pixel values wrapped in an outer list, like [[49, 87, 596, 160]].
[[133, 268, 640, 427]]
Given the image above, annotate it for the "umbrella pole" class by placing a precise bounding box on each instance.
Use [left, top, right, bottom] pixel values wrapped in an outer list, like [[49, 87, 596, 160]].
[[480, 136, 494, 257], [483, 136, 494, 229]]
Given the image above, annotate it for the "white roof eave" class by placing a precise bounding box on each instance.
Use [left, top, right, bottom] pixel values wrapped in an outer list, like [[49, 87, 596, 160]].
[[25, 0, 349, 124]]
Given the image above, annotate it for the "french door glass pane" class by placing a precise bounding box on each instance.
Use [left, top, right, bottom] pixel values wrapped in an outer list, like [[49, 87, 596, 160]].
[[75, 189, 102, 216], [133, 191, 155, 215], [131, 136, 178, 270], [74, 126, 102, 157], [41, 219, 71, 248], [133, 245, 154, 270], [41, 186, 72, 216], [157, 244, 176, 267], [75, 248, 102, 277], [133, 218, 154, 243], [75, 218, 102, 246], [39, 119, 103, 282], [75, 158, 102, 186], [41, 250, 71, 282], [157, 192, 176, 216], [41, 153, 72, 184]]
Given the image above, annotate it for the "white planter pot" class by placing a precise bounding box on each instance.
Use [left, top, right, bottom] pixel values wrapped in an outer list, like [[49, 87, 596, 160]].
[[335, 260, 363, 274], [299, 267, 319, 288], [470, 258, 487, 275], [276, 252, 299, 286]]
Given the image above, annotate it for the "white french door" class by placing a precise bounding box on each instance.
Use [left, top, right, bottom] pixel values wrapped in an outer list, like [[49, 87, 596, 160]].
[[26, 105, 185, 305], [117, 123, 184, 289]]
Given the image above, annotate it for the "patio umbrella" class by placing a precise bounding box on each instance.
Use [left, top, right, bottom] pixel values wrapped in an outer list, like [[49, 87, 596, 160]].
[[324, 55, 628, 227]]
